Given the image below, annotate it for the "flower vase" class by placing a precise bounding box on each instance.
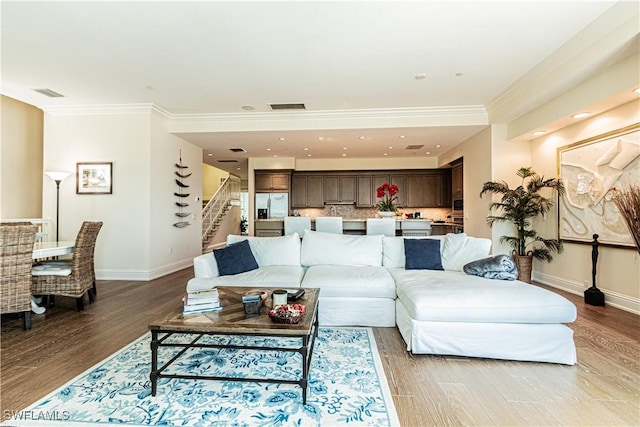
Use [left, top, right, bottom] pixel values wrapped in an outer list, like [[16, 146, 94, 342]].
[[377, 211, 396, 218]]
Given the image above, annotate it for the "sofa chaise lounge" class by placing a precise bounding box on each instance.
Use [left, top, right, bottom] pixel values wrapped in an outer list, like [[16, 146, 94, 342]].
[[188, 231, 577, 365]]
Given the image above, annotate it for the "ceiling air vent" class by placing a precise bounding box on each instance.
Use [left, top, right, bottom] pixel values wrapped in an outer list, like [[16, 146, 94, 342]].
[[269, 103, 306, 111], [405, 144, 425, 150], [217, 159, 239, 163], [33, 88, 65, 98], [229, 148, 246, 153]]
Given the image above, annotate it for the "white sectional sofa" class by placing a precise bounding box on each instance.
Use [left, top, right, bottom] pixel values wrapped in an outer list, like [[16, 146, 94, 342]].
[[188, 230, 577, 365]]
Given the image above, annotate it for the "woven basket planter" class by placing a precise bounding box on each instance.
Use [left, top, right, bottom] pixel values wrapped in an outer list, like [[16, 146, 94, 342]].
[[512, 251, 533, 283]]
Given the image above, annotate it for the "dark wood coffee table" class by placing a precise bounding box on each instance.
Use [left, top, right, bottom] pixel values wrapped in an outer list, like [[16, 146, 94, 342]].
[[148, 286, 319, 403]]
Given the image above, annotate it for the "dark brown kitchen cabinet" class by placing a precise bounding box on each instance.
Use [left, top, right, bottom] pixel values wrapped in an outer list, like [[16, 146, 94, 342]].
[[324, 175, 356, 204], [291, 175, 324, 208], [356, 175, 374, 207], [452, 161, 463, 200], [255, 172, 290, 192], [390, 174, 406, 207], [406, 172, 451, 207]]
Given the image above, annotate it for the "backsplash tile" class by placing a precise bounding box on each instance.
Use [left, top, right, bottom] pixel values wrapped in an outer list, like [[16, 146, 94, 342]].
[[295, 205, 452, 221]]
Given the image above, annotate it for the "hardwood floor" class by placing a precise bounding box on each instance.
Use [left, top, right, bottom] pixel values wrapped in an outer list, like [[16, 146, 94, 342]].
[[1, 269, 638, 426]]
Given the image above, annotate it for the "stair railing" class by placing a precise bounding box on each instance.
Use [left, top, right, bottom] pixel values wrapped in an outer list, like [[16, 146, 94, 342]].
[[201, 175, 241, 241]]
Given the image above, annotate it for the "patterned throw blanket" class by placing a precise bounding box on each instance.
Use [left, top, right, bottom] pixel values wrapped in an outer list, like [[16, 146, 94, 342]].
[[463, 254, 518, 280]]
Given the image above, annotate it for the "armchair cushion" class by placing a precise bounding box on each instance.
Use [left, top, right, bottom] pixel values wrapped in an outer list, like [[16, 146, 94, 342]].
[[213, 240, 259, 276], [32, 261, 72, 277]]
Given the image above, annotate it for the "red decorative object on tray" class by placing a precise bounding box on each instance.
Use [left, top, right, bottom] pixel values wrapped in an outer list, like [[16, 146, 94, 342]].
[[269, 303, 306, 324]]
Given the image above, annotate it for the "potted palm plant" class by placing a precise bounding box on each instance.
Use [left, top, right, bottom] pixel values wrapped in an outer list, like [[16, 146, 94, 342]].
[[479, 167, 565, 283]]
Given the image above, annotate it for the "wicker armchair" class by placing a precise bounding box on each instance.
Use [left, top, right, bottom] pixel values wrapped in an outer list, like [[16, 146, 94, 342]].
[[1, 224, 37, 330], [32, 221, 103, 311]]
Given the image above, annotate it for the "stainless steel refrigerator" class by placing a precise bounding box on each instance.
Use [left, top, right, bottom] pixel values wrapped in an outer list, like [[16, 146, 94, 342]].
[[255, 193, 289, 218]]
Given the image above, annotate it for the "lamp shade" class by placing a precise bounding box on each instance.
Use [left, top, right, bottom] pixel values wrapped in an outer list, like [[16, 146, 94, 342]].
[[44, 171, 71, 182]]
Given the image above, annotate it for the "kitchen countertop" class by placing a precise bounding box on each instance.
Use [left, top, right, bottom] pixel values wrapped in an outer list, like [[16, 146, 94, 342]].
[[256, 217, 433, 222]]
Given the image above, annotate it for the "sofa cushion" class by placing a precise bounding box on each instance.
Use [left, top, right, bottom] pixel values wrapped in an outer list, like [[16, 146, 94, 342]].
[[301, 230, 383, 267], [213, 240, 259, 276], [404, 238, 444, 270], [441, 233, 492, 271], [302, 265, 396, 298], [390, 268, 576, 323], [187, 266, 305, 292], [382, 236, 444, 268], [193, 252, 219, 278], [227, 233, 301, 267]]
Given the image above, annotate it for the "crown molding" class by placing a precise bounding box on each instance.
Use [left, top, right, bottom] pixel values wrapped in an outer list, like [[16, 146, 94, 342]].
[[42, 103, 159, 116], [167, 105, 488, 133], [39, 103, 488, 133]]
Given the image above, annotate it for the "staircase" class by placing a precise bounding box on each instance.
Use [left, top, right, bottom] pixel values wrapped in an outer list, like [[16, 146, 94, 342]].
[[202, 176, 241, 251]]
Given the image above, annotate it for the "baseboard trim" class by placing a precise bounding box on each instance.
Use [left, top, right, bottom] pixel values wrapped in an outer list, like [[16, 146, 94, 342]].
[[533, 271, 640, 315], [96, 259, 192, 281]]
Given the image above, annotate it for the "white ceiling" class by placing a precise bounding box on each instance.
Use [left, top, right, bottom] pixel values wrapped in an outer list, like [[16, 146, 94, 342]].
[[2, 1, 634, 178]]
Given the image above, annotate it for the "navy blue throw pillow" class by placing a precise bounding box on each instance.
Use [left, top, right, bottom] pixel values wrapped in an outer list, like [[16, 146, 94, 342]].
[[404, 238, 444, 270], [213, 240, 259, 276]]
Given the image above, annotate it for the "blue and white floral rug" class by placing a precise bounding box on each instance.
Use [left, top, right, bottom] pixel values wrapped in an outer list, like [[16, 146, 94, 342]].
[[6, 327, 399, 426]]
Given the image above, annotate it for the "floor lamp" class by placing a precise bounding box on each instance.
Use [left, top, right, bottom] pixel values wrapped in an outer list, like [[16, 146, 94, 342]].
[[44, 171, 71, 241]]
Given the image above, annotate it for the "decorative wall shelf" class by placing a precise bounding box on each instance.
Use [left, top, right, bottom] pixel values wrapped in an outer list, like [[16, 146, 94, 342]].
[[173, 150, 191, 228]]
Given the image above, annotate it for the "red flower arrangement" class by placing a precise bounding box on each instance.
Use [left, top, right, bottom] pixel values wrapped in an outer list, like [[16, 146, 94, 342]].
[[376, 183, 399, 212]]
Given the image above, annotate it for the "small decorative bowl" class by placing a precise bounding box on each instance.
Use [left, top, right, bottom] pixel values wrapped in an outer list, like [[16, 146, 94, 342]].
[[269, 303, 306, 324]]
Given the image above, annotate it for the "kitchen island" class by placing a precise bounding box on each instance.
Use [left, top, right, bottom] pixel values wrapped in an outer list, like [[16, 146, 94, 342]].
[[255, 218, 442, 237]]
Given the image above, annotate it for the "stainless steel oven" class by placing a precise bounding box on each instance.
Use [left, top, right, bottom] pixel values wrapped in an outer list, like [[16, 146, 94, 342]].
[[452, 198, 463, 219]]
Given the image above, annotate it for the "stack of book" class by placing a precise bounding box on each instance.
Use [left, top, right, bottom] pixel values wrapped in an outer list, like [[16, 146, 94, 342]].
[[182, 288, 221, 314]]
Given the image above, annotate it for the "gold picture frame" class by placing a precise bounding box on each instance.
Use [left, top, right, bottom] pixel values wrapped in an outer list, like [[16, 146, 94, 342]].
[[557, 123, 639, 247], [76, 162, 113, 194]]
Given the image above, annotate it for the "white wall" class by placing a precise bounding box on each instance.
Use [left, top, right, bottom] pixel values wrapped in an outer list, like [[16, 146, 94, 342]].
[[530, 100, 640, 313], [440, 126, 494, 239], [1, 96, 43, 218], [149, 113, 203, 279], [43, 108, 202, 280]]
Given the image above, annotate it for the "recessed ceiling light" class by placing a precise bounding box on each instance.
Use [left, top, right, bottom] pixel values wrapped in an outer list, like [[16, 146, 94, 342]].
[[304, 147, 309, 151], [342, 153, 347, 157], [279, 137, 286, 141], [307, 154, 312, 157], [207, 153, 213, 156], [399, 135, 406, 139], [273, 154, 278, 158], [426, 151, 431, 155], [342, 147, 348, 150], [266, 148, 271, 151], [634, 87, 640, 94], [388, 146, 394, 150], [532, 131, 547, 136], [318, 137, 324, 141], [236, 167, 241, 170], [241, 105, 255, 111], [359, 136, 366, 139], [384, 153, 388, 156], [572, 112, 591, 119]]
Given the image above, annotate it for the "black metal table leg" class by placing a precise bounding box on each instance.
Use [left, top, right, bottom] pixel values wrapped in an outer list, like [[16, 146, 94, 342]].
[[150, 330, 159, 396]]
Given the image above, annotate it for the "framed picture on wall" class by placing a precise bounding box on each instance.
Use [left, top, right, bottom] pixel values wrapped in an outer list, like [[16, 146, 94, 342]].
[[76, 162, 113, 194], [557, 123, 639, 247]]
